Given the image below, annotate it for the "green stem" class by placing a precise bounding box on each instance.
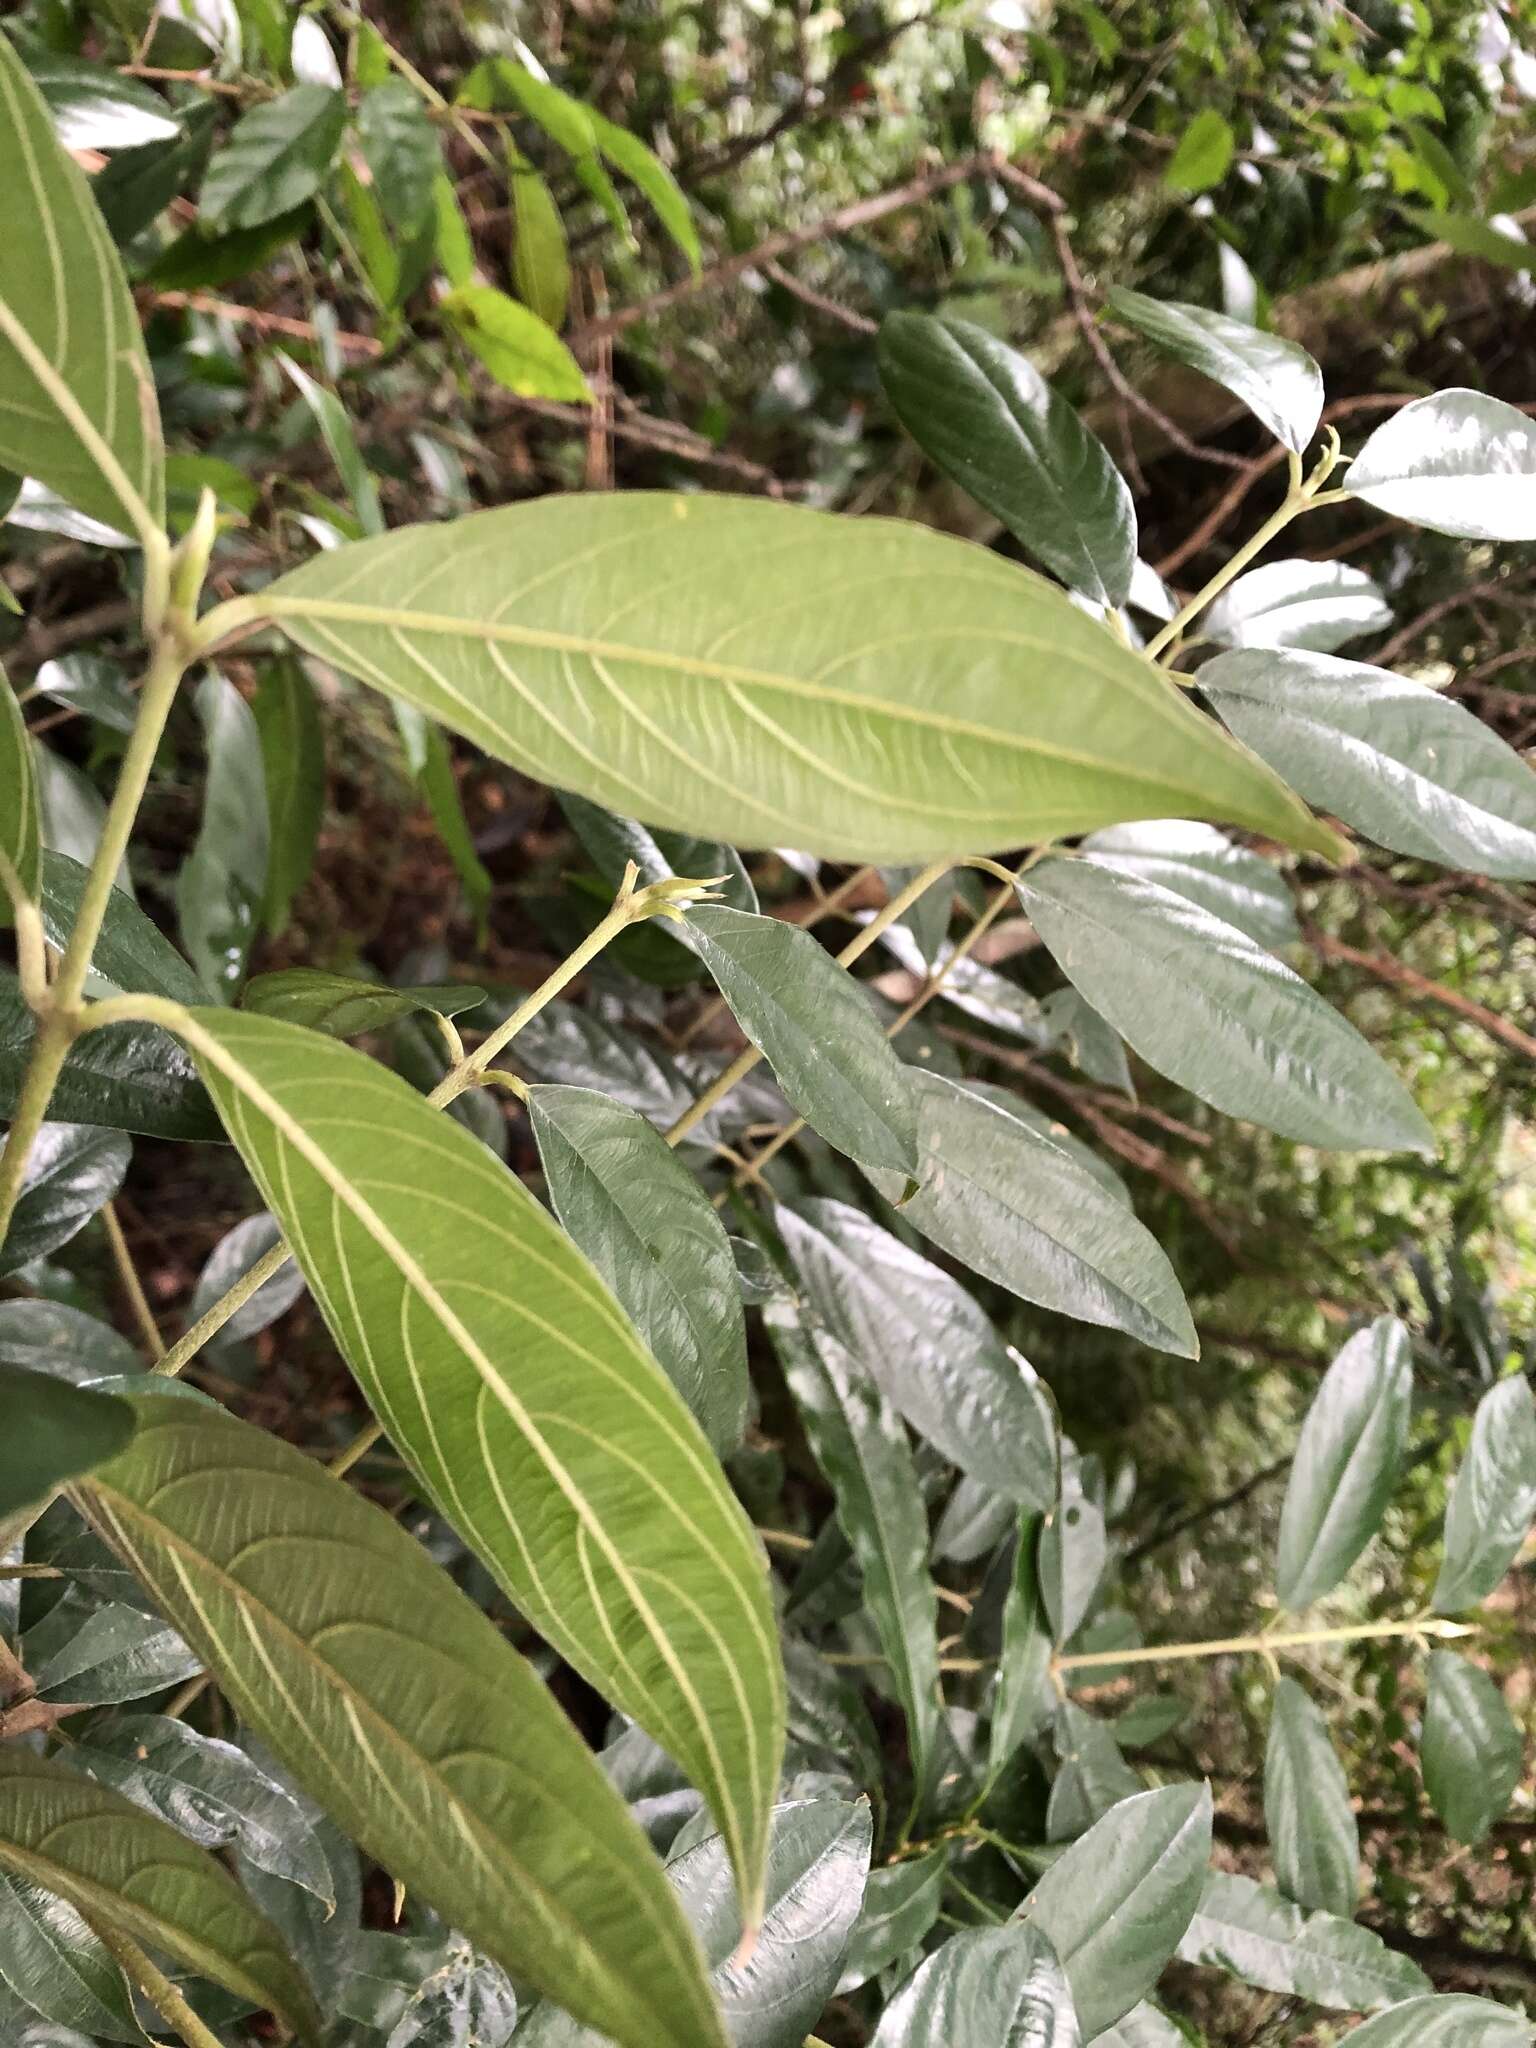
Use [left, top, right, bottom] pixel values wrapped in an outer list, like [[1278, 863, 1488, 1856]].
[[153, 1240, 290, 1379], [83, 1917, 226, 2048], [101, 1200, 166, 1361], [1144, 483, 1304, 663], [1054, 1613, 1475, 1676]]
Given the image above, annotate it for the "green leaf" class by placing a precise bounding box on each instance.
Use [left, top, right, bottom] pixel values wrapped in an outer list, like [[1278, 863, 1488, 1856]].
[[1048, 1701, 1141, 1839], [185, 1212, 305, 1347], [1106, 288, 1323, 455], [1434, 1377, 1536, 1611], [1344, 1993, 1536, 2045], [254, 657, 326, 934], [1114, 1694, 1189, 1749], [71, 1715, 333, 1904], [0, 1360, 134, 1516], [470, 63, 628, 241], [1080, 820, 1298, 950], [93, 100, 218, 244], [0, 33, 163, 536], [0, 1871, 143, 2041], [836, 1848, 946, 1994], [33, 655, 139, 737], [776, 1196, 1056, 1506], [562, 793, 757, 919], [157, 1004, 783, 1923], [1017, 1783, 1213, 2039], [1205, 561, 1391, 653], [871, 1923, 1079, 2048], [1203, 649, 1536, 881], [1039, 1491, 1107, 1645], [527, 1083, 748, 1455], [1164, 109, 1235, 192], [517, 1797, 873, 2048], [1090, 2006, 1188, 2046], [768, 1301, 943, 1799], [1042, 986, 1134, 1097], [1403, 209, 1534, 270], [877, 312, 1136, 608], [357, 79, 438, 236], [240, 969, 485, 1040], [38, 852, 206, 1006], [1176, 1871, 1429, 2009], [873, 1071, 1196, 1355], [433, 170, 475, 288], [76, 1394, 729, 2048], [1018, 858, 1433, 1154], [254, 494, 1342, 866], [442, 285, 591, 401], [1275, 1317, 1413, 1609], [683, 905, 916, 1174], [1264, 1677, 1359, 1916], [990, 1512, 1055, 1771], [1421, 1652, 1523, 1846], [176, 672, 270, 1001], [0, 664, 40, 917], [877, 918, 1050, 1043], [589, 109, 700, 271], [146, 205, 313, 290], [0, 1299, 139, 1383], [18, 41, 178, 150], [0, 1121, 130, 1275], [24, 1592, 199, 1706], [509, 144, 571, 329], [418, 720, 493, 937], [199, 84, 347, 231], [1344, 390, 1536, 539], [277, 354, 383, 534], [0, 974, 219, 1142], [0, 1746, 319, 2042]]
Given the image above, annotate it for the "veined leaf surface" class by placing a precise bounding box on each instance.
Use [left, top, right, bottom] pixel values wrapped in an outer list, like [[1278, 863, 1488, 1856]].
[[1434, 1376, 1536, 1612], [253, 494, 1340, 864], [0, 34, 163, 536], [0, 664, 39, 916], [1176, 1871, 1428, 2009], [75, 1394, 728, 2048], [871, 1923, 1080, 2048], [1263, 1677, 1359, 1916], [0, 1745, 318, 2042], [150, 1002, 782, 1923]]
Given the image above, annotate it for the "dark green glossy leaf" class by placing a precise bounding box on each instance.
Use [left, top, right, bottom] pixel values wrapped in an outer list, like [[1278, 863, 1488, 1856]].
[[92, 99, 218, 243], [254, 657, 325, 935], [990, 1512, 1054, 1771], [1205, 561, 1391, 653], [1264, 1677, 1359, 1916], [836, 1848, 945, 1994], [1344, 1993, 1535, 2045], [240, 969, 485, 1040], [877, 311, 1135, 607], [1275, 1318, 1412, 1609], [177, 672, 269, 1001], [24, 1589, 198, 1705], [255, 494, 1342, 866], [1078, 820, 1298, 951], [356, 79, 438, 234], [199, 85, 347, 231], [528, 1083, 748, 1454], [0, 1122, 130, 1275], [0, 1299, 139, 1384], [776, 1197, 1055, 1507], [32, 656, 138, 737], [185, 1212, 305, 1347], [1114, 1694, 1189, 1748], [0, 665, 39, 913], [0, 974, 219, 1142], [1048, 1702, 1141, 1840], [1176, 1871, 1429, 2009], [768, 1301, 943, 1798], [0, 1871, 141, 2041], [18, 41, 177, 149], [872, 1923, 1079, 2048], [70, 1715, 333, 1904], [0, 34, 163, 535], [782, 1636, 883, 1791], [1041, 987, 1134, 1097], [1203, 649, 1536, 882], [1345, 391, 1536, 540], [872, 1072, 1197, 1357], [39, 853, 206, 1006], [145, 205, 314, 289], [562, 793, 757, 919], [0, 1361, 133, 1517], [0, 1746, 319, 2042], [684, 905, 916, 1175], [1421, 1652, 1523, 1846], [76, 1394, 730, 2048], [1017, 1782, 1212, 2039], [1018, 858, 1432, 1154], [1106, 289, 1323, 454], [1435, 1377, 1536, 1611]]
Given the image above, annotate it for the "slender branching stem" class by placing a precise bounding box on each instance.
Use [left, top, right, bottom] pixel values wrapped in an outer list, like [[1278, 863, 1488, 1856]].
[[101, 1201, 166, 1361], [1052, 1612, 1476, 1675], [152, 1241, 289, 1379], [84, 1916, 227, 2048]]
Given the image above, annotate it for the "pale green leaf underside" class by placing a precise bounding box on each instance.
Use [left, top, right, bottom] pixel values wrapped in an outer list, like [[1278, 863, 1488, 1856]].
[[1262, 1678, 1359, 1919], [0, 663, 41, 910], [256, 494, 1339, 864], [0, 34, 162, 536], [1177, 1871, 1428, 2010], [158, 1003, 782, 1923], [75, 1395, 727, 2048], [0, 1744, 318, 2042]]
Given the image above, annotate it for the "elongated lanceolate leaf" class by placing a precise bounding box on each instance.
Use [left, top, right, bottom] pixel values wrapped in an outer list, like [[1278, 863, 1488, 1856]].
[[1106, 289, 1323, 455], [75, 1394, 729, 2048], [528, 1084, 748, 1454], [199, 85, 347, 231], [253, 494, 1341, 864], [0, 1120, 129, 1275], [1077, 820, 1298, 951], [0, 1870, 141, 2041], [1204, 561, 1391, 653], [872, 1923, 1080, 2048], [878, 311, 1136, 607], [240, 969, 485, 1040], [1275, 1317, 1412, 1609], [873, 1072, 1196, 1355], [837, 1848, 946, 1993], [0, 665, 39, 916], [1018, 858, 1433, 1154], [1264, 1677, 1359, 1916], [0, 1360, 133, 1516], [148, 1003, 782, 1924], [0, 35, 163, 535], [1434, 1377, 1536, 1611], [1176, 1871, 1428, 2009], [767, 1301, 943, 1800], [1344, 1994, 1536, 2046], [1018, 1783, 1213, 2039], [0, 1745, 318, 2042], [1421, 1652, 1523, 1846], [1203, 649, 1536, 881], [776, 1196, 1056, 1507], [1344, 390, 1536, 539]]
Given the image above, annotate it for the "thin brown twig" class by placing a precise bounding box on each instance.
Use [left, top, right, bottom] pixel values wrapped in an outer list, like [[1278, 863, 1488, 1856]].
[[760, 261, 878, 335], [1308, 926, 1536, 1063], [146, 290, 383, 357]]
